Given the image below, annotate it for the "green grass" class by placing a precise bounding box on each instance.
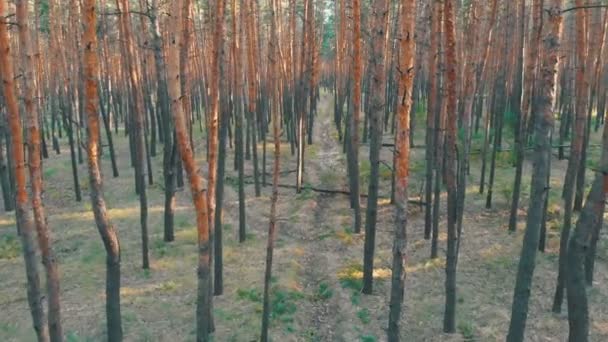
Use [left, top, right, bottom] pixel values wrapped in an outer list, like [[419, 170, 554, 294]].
[[357, 308, 371, 324], [236, 287, 262, 303], [0, 233, 20, 259], [271, 287, 304, 322], [359, 160, 392, 188], [0, 322, 18, 336], [44, 167, 59, 179], [458, 320, 476, 341], [315, 282, 334, 300], [80, 241, 104, 265], [236, 284, 304, 325], [319, 169, 340, 187], [338, 263, 364, 292], [359, 334, 377, 342], [66, 331, 95, 342], [158, 280, 179, 292], [296, 183, 315, 200]]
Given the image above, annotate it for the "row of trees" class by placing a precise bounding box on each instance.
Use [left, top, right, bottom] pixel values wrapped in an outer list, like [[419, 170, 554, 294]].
[[331, 0, 608, 341], [1, 0, 608, 341], [0, 0, 327, 340]]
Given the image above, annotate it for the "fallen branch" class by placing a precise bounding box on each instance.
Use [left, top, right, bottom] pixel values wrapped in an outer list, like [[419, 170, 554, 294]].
[[226, 176, 426, 206]]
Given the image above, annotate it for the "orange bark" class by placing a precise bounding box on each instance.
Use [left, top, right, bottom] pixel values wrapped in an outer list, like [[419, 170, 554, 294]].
[[0, 0, 48, 339], [166, 0, 212, 339], [16, 0, 63, 339], [83, 0, 123, 339]]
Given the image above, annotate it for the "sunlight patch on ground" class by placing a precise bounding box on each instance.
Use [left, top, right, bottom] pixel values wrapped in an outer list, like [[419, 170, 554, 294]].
[[405, 257, 444, 273], [51, 205, 189, 223], [378, 198, 392, 206], [479, 243, 504, 259], [0, 216, 15, 229], [151, 257, 194, 272], [121, 280, 182, 297], [174, 228, 198, 241], [594, 321, 608, 334], [337, 264, 392, 281]]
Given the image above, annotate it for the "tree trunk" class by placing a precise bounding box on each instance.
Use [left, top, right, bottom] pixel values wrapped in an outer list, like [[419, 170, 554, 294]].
[[0, 1, 49, 339], [235, 0, 247, 243], [166, 1, 212, 339], [362, 0, 389, 295], [16, 0, 63, 340], [510, 0, 540, 232], [83, 1, 123, 339], [387, 0, 415, 339], [260, 1, 282, 338], [506, 2, 562, 340], [442, 0, 458, 333], [553, 0, 588, 313], [347, 0, 363, 233]]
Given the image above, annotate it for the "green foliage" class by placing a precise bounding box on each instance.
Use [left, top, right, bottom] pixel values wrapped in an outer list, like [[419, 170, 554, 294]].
[[414, 100, 427, 124], [158, 281, 179, 292], [496, 150, 516, 169], [321, 5, 336, 59], [503, 108, 518, 138], [237, 288, 262, 303], [359, 334, 377, 342], [176, 216, 191, 228], [307, 144, 320, 159], [153, 239, 169, 258], [0, 234, 20, 259], [225, 176, 241, 192], [338, 263, 364, 292], [81, 241, 104, 265], [320, 170, 340, 187], [0, 322, 17, 336], [38, 0, 50, 35], [357, 308, 371, 324], [66, 331, 95, 342], [44, 167, 58, 179], [483, 254, 517, 275], [499, 182, 513, 204], [140, 269, 151, 279], [315, 282, 334, 300], [297, 183, 315, 200], [237, 284, 303, 325], [351, 291, 361, 306], [359, 160, 392, 188], [410, 159, 425, 174], [271, 287, 304, 323], [587, 157, 599, 170], [458, 321, 476, 341]]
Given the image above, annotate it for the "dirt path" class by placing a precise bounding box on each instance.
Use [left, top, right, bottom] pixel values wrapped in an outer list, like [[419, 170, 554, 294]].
[[297, 93, 353, 341]]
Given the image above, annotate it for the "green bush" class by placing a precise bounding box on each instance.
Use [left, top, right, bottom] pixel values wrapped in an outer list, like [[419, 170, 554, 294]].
[[0, 234, 20, 259]]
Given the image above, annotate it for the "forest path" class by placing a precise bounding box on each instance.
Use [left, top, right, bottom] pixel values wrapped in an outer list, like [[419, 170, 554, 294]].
[[295, 92, 360, 341]]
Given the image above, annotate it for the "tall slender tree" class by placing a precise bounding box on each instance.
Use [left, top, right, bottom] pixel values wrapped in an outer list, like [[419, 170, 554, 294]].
[[16, 0, 63, 339], [348, 0, 363, 233], [261, 0, 283, 339], [553, 0, 588, 313], [362, 0, 389, 295], [442, 0, 459, 333], [116, 0, 150, 269], [166, 1, 212, 339], [387, 0, 416, 339], [507, 1, 563, 340], [0, 0, 48, 340], [83, 0, 123, 339]]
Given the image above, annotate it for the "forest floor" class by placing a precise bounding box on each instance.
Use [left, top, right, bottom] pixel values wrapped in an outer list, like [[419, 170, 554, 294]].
[[1, 92, 608, 341]]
